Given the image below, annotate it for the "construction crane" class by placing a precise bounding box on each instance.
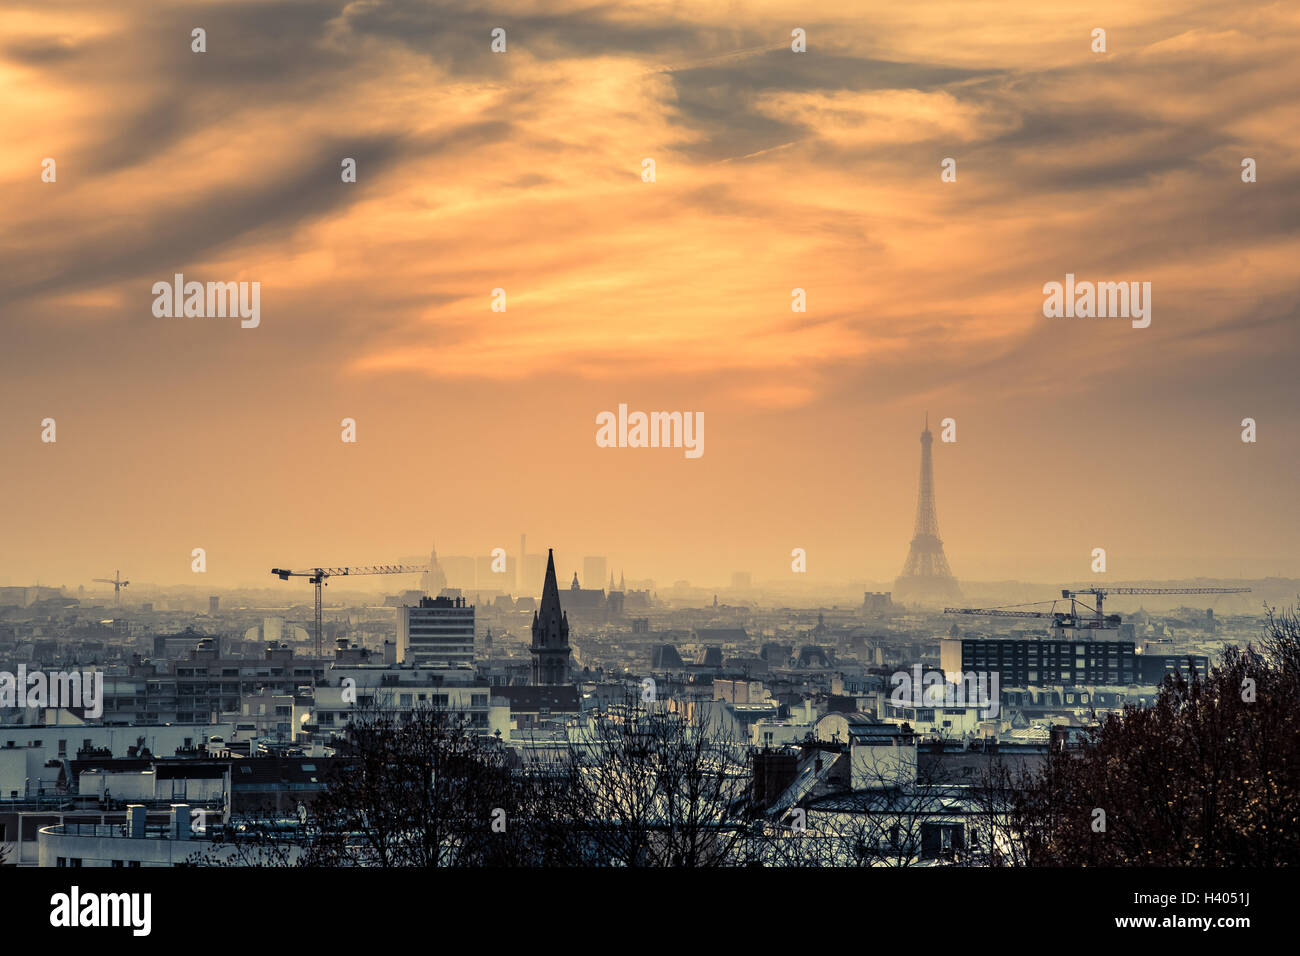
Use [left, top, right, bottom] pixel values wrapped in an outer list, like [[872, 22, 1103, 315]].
[[945, 603, 1091, 629], [946, 585, 1251, 634], [1060, 586, 1251, 629], [92, 570, 129, 608], [271, 564, 429, 660], [946, 606, 1072, 621]]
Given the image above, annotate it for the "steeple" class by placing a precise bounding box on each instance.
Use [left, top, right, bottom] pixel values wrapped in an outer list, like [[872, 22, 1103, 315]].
[[532, 549, 571, 685], [420, 540, 448, 596], [571, 571, 581, 591], [540, 549, 564, 621]]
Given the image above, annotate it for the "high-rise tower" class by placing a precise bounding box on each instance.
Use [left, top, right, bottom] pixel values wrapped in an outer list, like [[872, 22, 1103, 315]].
[[531, 549, 571, 685], [894, 416, 962, 605]]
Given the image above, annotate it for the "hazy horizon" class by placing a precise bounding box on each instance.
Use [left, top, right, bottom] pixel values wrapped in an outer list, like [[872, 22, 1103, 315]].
[[3, 0, 1297, 589]]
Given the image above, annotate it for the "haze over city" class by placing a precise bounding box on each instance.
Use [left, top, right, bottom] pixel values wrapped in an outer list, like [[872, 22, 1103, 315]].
[[2, 0, 1298, 932], [2, 0, 1298, 589]]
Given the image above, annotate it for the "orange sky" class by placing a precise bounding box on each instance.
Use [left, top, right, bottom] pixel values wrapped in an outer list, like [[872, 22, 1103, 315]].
[[1, 0, 1298, 590]]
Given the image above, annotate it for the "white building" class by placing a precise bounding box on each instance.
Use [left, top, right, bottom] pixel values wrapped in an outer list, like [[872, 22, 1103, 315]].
[[0, 722, 233, 799], [814, 712, 917, 790], [38, 804, 305, 867], [397, 595, 475, 666], [306, 662, 507, 742]]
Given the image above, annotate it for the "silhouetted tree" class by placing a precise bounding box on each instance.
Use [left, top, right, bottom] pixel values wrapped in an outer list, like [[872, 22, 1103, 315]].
[[1009, 604, 1300, 865], [556, 696, 763, 866], [302, 699, 531, 866]]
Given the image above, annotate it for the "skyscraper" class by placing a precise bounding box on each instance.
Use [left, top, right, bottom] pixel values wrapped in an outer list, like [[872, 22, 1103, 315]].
[[531, 549, 572, 685], [894, 416, 962, 604]]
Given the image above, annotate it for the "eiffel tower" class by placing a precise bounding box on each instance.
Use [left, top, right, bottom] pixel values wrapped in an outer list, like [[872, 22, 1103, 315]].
[[894, 415, 962, 605]]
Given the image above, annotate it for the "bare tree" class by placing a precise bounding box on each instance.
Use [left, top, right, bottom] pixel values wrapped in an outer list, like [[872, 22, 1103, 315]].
[[303, 698, 520, 867], [557, 696, 762, 866], [998, 604, 1300, 866]]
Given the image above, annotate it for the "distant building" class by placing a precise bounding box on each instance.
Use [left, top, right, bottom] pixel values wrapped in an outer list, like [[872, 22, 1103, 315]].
[[694, 626, 747, 648], [397, 595, 475, 667], [863, 591, 893, 614], [651, 644, 683, 669], [949, 637, 1203, 687], [583, 557, 607, 593], [952, 637, 1134, 685], [418, 545, 449, 595], [761, 642, 793, 663], [566, 573, 607, 613]]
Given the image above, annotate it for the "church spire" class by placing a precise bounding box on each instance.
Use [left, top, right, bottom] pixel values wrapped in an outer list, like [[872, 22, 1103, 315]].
[[532, 548, 571, 685], [540, 549, 563, 620]]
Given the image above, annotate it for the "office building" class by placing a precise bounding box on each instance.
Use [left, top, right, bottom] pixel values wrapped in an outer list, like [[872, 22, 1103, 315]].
[[397, 595, 475, 667]]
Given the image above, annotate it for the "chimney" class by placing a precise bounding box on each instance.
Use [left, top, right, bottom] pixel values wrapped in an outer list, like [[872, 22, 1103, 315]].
[[752, 750, 799, 811], [383, 640, 397, 666], [126, 804, 147, 839], [170, 804, 191, 841], [1049, 724, 1068, 752]]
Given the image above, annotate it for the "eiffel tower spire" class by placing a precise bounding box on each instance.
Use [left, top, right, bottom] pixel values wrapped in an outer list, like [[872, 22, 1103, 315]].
[[895, 417, 961, 604]]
